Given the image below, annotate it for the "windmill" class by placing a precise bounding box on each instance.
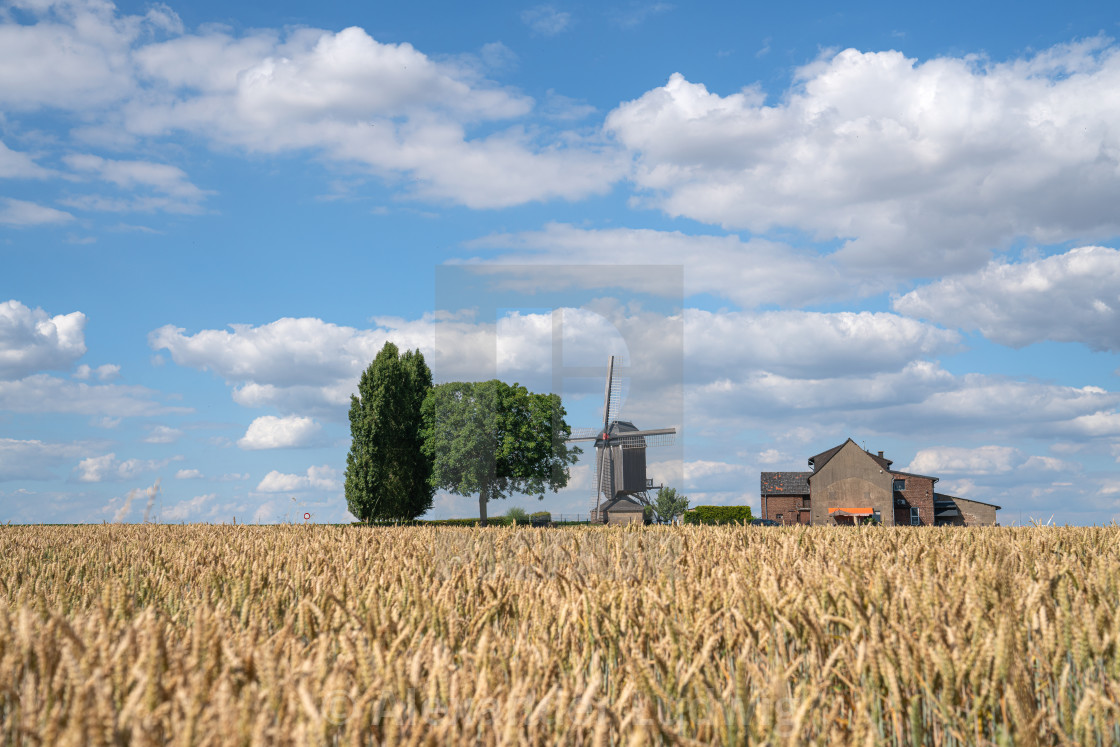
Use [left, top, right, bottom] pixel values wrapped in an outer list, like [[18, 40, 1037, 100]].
[[567, 355, 677, 522]]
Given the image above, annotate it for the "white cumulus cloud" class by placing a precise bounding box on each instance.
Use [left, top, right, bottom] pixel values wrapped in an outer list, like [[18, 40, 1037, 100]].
[[74, 453, 180, 483], [904, 447, 1079, 495], [148, 312, 527, 414], [465, 223, 864, 307], [0, 2, 622, 210], [162, 493, 215, 521], [127, 24, 618, 207], [238, 415, 322, 450], [150, 316, 430, 414], [73, 363, 120, 381], [685, 360, 1120, 443], [684, 309, 959, 379], [144, 425, 182, 444], [256, 464, 339, 493], [0, 300, 87, 379], [906, 445, 1021, 475], [606, 39, 1120, 275], [0, 0, 162, 111], [894, 246, 1120, 351]]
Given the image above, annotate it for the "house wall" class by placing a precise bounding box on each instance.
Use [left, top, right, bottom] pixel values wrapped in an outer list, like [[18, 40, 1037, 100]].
[[810, 442, 895, 525], [893, 474, 936, 526], [933, 509, 965, 527], [607, 511, 643, 525], [954, 497, 999, 526], [763, 494, 806, 525]]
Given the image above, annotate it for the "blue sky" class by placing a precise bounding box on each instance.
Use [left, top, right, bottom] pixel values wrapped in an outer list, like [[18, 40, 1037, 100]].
[[3, 0, 1120, 525]]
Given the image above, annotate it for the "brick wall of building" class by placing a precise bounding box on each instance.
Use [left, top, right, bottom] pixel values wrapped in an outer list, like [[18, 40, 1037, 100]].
[[763, 494, 805, 525], [893, 474, 936, 526]]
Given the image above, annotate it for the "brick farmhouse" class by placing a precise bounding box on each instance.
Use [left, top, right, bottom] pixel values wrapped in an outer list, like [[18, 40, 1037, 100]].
[[760, 439, 1000, 526]]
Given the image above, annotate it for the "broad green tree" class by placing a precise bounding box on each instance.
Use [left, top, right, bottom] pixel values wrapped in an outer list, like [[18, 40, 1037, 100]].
[[345, 342, 434, 522], [420, 380, 580, 526], [653, 486, 689, 524]]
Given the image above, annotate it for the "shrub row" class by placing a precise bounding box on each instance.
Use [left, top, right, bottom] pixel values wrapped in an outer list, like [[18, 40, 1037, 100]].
[[682, 505, 753, 525], [352, 517, 516, 527], [426, 517, 517, 527]]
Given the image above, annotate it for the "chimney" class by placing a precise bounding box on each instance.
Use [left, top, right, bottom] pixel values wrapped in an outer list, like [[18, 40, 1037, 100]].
[[878, 450, 884, 458]]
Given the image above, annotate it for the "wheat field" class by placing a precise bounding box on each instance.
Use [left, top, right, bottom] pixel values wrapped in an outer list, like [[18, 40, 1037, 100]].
[[1, 524, 1118, 745]]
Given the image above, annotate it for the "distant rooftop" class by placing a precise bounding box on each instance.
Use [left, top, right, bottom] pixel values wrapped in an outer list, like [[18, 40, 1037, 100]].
[[760, 471, 810, 494], [808, 438, 893, 472]]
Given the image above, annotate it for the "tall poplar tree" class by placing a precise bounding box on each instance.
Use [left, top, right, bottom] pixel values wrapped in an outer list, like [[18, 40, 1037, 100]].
[[345, 342, 434, 522]]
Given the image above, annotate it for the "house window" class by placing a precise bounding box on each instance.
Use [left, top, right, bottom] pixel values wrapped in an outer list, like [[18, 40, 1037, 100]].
[[910, 507, 920, 526], [893, 479, 906, 491]]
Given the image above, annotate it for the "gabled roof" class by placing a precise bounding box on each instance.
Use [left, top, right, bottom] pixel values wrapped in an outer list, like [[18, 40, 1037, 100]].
[[807, 441, 845, 471], [868, 452, 893, 470], [602, 496, 644, 512], [760, 471, 811, 495], [808, 438, 893, 472]]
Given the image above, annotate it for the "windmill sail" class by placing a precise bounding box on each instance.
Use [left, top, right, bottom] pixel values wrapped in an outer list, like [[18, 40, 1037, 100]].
[[607, 376, 624, 426], [566, 355, 678, 523], [601, 355, 615, 432], [610, 428, 676, 449]]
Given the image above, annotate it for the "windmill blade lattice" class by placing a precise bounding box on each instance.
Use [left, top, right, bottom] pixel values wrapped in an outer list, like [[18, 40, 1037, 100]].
[[598, 449, 613, 494], [565, 355, 678, 523], [606, 376, 625, 425], [613, 430, 677, 449]]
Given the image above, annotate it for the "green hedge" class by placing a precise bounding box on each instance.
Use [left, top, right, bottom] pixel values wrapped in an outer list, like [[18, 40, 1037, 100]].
[[425, 517, 515, 527], [682, 505, 753, 525], [350, 520, 423, 526]]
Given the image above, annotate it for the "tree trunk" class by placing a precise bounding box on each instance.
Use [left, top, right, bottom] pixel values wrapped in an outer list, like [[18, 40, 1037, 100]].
[[478, 482, 488, 527]]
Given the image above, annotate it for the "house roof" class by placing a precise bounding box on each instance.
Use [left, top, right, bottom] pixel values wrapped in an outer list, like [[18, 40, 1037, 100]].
[[760, 471, 811, 495], [891, 470, 939, 483], [808, 438, 893, 472], [602, 496, 644, 512], [934, 492, 1002, 511], [807, 442, 845, 471]]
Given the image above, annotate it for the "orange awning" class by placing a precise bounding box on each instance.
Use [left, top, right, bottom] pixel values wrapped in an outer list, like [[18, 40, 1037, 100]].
[[828, 507, 873, 517]]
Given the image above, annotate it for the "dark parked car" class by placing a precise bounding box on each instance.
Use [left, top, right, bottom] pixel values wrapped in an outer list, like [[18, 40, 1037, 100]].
[[750, 518, 779, 526]]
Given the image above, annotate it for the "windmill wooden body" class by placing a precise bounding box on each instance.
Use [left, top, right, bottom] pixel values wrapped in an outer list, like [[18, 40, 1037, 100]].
[[567, 356, 677, 522]]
